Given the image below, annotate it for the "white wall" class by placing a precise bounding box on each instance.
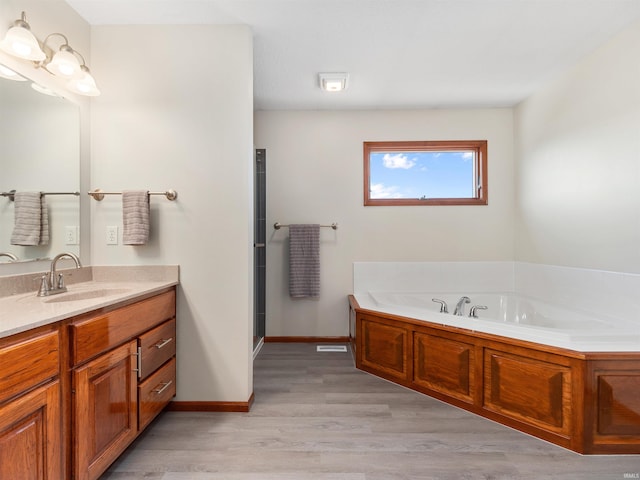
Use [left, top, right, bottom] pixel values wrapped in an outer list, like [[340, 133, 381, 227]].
[[514, 20, 640, 273], [254, 109, 514, 336], [90, 25, 254, 402]]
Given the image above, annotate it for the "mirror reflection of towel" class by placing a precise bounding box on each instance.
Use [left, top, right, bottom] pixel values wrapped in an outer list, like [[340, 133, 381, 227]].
[[289, 224, 320, 298], [10, 192, 49, 246], [122, 190, 150, 245]]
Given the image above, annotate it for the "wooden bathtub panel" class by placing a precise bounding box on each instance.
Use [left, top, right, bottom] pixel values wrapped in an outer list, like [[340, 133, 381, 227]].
[[359, 315, 410, 383], [483, 348, 572, 437], [413, 331, 475, 404], [598, 374, 640, 435], [350, 296, 640, 454]]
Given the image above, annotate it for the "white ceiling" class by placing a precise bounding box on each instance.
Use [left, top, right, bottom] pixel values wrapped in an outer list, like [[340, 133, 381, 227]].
[[64, 0, 640, 111]]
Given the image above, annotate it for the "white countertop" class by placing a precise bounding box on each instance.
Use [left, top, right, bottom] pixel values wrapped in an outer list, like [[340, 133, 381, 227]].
[[0, 266, 178, 339]]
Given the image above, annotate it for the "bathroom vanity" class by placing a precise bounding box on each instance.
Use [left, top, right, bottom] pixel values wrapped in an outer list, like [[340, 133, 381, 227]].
[[0, 267, 178, 480]]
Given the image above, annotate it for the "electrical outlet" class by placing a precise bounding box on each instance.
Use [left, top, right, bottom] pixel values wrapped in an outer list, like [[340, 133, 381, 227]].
[[106, 226, 118, 245], [65, 226, 78, 245]]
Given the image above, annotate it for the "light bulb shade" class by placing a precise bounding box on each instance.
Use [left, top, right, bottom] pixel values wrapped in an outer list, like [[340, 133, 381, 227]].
[[46, 47, 81, 78], [0, 64, 27, 81], [0, 24, 46, 61], [67, 66, 100, 96]]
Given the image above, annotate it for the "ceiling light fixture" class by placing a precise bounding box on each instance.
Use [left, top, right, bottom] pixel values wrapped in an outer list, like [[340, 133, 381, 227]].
[[0, 11, 100, 96], [319, 72, 349, 92]]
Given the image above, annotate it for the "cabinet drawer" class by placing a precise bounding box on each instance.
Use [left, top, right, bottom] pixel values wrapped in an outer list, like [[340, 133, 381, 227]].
[[139, 319, 176, 380], [71, 289, 176, 365], [0, 331, 59, 404], [138, 357, 176, 431]]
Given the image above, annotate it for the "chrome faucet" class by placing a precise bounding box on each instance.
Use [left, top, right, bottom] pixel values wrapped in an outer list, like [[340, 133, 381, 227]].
[[37, 252, 81, 297], [453, 296, 470, 316], [0, 252, 18, 262], [432, 298, 449, 313], [469, 305, 488, 318]]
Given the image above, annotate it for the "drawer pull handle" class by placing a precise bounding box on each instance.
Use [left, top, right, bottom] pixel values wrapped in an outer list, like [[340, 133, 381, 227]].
[[152, 380, 173, 395], [154, 338, 173, 349]]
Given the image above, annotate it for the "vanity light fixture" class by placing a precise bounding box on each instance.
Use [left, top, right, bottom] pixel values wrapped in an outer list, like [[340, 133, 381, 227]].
[[44, 34, 81, 78], [318, 72, 349, 92], [67, 65, 100, 96], [0, 11, 100, 96], [0, 12, 46, 61], [0, 64, 27, 81]]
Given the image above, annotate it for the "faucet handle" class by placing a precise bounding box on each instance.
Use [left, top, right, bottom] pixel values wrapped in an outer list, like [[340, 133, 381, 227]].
[[469, 305, 488, 318], [56, 273, 65, 290], [37, 275, 50, 297], [432, 298, 448, 314]]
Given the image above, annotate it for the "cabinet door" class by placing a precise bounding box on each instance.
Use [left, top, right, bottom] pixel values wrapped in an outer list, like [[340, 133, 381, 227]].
[[0, 380, 62, 480], [73, 341, 138, 480]]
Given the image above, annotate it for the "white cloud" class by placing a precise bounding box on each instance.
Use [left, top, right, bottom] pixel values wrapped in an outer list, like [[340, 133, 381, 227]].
[[461, 152, 473, 160], [370, 183, 405, 199], [382, 153, 416, 169]]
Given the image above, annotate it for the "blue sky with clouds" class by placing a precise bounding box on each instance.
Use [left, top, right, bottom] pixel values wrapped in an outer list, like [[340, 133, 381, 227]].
[[369, 151, 475, 199]]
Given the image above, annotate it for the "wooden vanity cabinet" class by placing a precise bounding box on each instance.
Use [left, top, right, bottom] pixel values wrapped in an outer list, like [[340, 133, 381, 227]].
[[69, 289, 176, 480], [0, 328, 62, 480]]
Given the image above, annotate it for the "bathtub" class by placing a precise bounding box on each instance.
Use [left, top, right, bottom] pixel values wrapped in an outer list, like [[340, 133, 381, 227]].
[[350, 291, 640, 454], [354, 291, 640, 352]]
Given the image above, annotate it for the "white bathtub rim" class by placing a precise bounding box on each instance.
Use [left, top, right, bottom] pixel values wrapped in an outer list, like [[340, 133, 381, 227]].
[[354, 291, 640, 353]]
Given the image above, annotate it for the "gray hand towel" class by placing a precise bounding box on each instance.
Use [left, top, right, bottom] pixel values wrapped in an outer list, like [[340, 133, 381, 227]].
[[289, 224, 320, 298], [122, 190, 150, 245], [10, 192, 49, 246]]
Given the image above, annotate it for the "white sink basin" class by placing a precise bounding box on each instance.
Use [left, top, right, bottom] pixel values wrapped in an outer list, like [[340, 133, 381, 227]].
[[42, 288, 132, 303]]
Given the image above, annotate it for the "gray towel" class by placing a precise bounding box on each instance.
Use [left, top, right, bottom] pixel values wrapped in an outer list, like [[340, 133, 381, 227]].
[[122, 190, 150, 245], [10, 192, 49, 246], [289, 224, 320, 298]]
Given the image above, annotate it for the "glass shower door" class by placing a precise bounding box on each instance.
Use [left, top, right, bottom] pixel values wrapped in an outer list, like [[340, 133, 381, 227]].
[[253, 149, 266, 350]]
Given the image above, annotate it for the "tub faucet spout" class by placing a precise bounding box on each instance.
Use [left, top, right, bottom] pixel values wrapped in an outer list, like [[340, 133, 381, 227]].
[[453, 296, 470, 316]]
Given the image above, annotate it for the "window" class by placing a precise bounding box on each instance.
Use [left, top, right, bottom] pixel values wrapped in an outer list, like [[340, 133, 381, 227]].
[[363, 140, 488, 206]]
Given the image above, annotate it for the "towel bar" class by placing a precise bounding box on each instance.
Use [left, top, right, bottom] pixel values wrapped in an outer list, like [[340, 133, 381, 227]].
[[88, 189, 178, 201], [1, 190, 80, 201], [274, 222, 337, 230]]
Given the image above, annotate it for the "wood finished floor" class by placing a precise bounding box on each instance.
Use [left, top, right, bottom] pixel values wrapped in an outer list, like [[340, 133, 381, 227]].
[[102, 343, 640, 480]]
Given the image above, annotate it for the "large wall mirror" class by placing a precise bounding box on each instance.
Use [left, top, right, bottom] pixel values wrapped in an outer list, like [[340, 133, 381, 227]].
[[0, 64, 80, 268]]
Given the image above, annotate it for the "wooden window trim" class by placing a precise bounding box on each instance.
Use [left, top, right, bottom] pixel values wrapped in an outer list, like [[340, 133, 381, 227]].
[[363, 140, 488, 206]]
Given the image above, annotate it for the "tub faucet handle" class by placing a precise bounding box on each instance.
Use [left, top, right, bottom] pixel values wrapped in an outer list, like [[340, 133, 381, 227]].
[[469, 305, 488, 318], [432, 298, 448, 314]]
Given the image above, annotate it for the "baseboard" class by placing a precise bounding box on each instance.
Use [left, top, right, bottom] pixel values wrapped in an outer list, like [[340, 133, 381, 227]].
[[168, 393, 254, 413], [264, 336, 349, 343]]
